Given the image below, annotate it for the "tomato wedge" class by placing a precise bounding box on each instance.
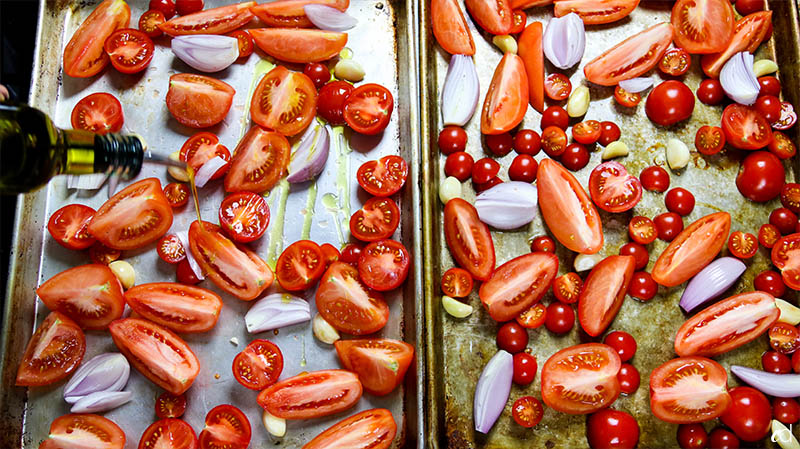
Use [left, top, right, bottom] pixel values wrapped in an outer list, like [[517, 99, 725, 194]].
[[139, 419, 197, 449], [180, 133, 231, 181], [103, 28, 154, 74], [88, 178, 173, 250], [651, 212, 731, 287], [674, 292, 778, 357], [554, 0, 640, 25], [63, 0, 130, 78], [47, 204, 96, 250], [578, 255, 635, 337], [481, 53, 528, 135], [671, 0, 734, 54], [537, 159, 603, 254], [43, 414, 125, 449], [250, 0, 349, 28], [166, 74, 235, 129], [159, 2, 255, 36], [343, 83, 394, 135], [198, 405, 251, 449], [188, 221, 274, 301], [218, 192, 270, 243], [478, 252, 558, 322], [771, 233, 800, 290], [109, 318, 200, 395], [124, 282, 222, 333], [16, 312, 85, 387], [232, 339, 283, 390], [315, 262, 389, 335], [511, 0, 553, 6], [276, 239, 326, 291], [357, 239, 411, 292], [224, 126, 291, 193], [650, 356, 731, 424], [250, 28, 347, 63], [257, 370, 363, 419], [350, 197, 400, 242], [464, 0, 513, 35], [37, 264, 124, 329], [304, 408, 397, 449], [517, 22, 544, 113], [584, 22, 674, 86], [71, 92, 124, 135], [251, 65, 317, 137], [431, 0, 476, 55], [701, 11, 772, 78], [588, 161, 643, 213], [443, 198, 496, 281], [721, 104, 773, 150], [541, 343, 621, 414], [357, 155, 408, 197], [335, 339, 414, 396]]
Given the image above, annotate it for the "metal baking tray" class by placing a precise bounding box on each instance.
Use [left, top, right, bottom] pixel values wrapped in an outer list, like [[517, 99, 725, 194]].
[[421, 1, 800, 447], [0, 0, 424, 447]]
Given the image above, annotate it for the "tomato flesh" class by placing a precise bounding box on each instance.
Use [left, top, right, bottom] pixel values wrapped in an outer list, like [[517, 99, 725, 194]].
[[232, 339, 284, 390], [650, 356, 731, 423], [159, 2, 255, 35], [250, 28, 347, 64], [139, 419, 197, 449], [701, 11, 772, 78], [37, 264, 124, 330], [555, 0, 640, 25], [578, 255, 635, 337], [481, 53, 529, 134], [464, 0, 513, 34], [589, 161, 643, 213], [431, 0, 476, 55], [166, 73, 235, 129], [479, 252, 558, 322], [224, 126, 291, 193], [63, 0, 131, 78], [71, 93, 124, 135], [304, 408, 396, 449], [350, 197, 400, 242], [335, 338, 414, 396], [541, 343, 621, 414], [722, 104, 773, 150], [103, 28, 154, 74], [257, 369, 362, 419], [155, 392, 187, 419], [45, 414, 125, 449], [251, 65, 317, 137], [358, 239, 411, 292], [124, 282, 222, 333], [357, 155, 408, 197], [315, 262, 389, 335], [180, 132, 231, 181], [16, 312, 85, 387], [584, 22, 674, 86], [250, 0, 349, 28], [771, 233, 800, 290], [518, 22, 544, 113], [671, 0, 735, 54], [218, 192, 270, 243], [443, 198, 495, 280], [199, 404, 251, 449], [343, 83, 394, 135], [47, 204, 96, 250], [276, 240, 326, 291]]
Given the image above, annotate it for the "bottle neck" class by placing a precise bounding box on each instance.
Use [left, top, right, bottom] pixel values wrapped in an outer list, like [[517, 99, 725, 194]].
[[58, 129, 145, 179]]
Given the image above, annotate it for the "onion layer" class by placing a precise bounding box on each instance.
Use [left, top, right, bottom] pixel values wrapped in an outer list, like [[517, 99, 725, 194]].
[[680, 257, 746, 313], [172, 35, 239, 73], [720, 52, 760, 106], [63, 353, 130, 403], [287, 124, 330, 183], [71, 391, 132, 413], [177, 231, 204, 281], [731, 365, 800, 398], [474, 350, 513, 433], [475, 181, 538, 230], [543, 13, 585, 69], [441, 55, 479, 127], [245, 293, 311, 333], [618, 77, 653, 93], [194, 156, 228, 188], [304, 4, 357, 31]]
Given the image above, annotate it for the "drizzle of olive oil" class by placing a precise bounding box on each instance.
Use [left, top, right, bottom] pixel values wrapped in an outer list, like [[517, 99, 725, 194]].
[[301, 180, 318, 240], [187, 166, 203, 225], [321, 192, 345, 244], [266, 179, 290, 270]]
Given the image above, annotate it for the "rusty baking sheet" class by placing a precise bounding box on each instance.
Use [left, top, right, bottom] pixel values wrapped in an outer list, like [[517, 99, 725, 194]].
[[421, 1, 800, 448], [0, 0, 424, 447]]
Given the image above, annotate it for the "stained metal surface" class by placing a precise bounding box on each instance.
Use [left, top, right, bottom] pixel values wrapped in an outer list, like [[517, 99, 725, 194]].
[[0, 0, 424, 447], [421, 1, 800, 448]]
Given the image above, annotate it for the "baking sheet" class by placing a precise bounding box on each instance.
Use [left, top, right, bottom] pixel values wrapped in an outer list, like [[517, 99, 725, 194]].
[[0, 0, 424, 447], [421, 1, 800, 447]]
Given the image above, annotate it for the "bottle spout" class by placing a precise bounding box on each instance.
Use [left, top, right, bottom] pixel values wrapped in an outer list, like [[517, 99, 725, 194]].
[[143, 149, 187, 169]]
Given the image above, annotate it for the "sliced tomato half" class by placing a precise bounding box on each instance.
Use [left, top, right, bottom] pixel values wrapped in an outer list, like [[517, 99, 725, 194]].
[[650, 356, 731, 423], [481, 53, 528, 135], [431, 0, 476, 55], [584, 22, 674, 86], [276, 240, 326, 291], [158, 2, 255, 36], [357, 239, 411, 292], [478, 252, 559, 322], [37, 264, 124, 329], [541, 343, 621, 414], [47, 204, 96, 250], [335, 339, 415, 396], [578, 255, 635, 337], [70, 92, 124, 135], [443, 198, 496, 281], [588, 161, 643, 213], [250, 65, 317, 137], [166, 73, 235, 129], [232, 339, 283, 390], [721, 104, 773, 150], [250, 0, 349, 28], [554, 0, 640, 25], [250, 28, 347, 63], [138, 419, 197, 449], [198, 405, 251, 449], [44, 414, 125, 449], [670, 0, 735, 54], [218, 191, 270, 243], [15, 312, 85, 387], [517, 22, 544, 113], [304, 408, 396, 449], [464, 0, 513, 35], [315, 262, 389, 335], [257, 369, 362, 419], [771, 233, 800, 290], [343, 83, 394, 136], [701, 11, 772, 78], [103, 28, 154, 74], [357, 155, 408, 197], [349, 197, 400, 242], [224, 126, 291, 193], [63, 0, 131, 78], [124, 282, 222, 333], [180, 132, 231, 181]]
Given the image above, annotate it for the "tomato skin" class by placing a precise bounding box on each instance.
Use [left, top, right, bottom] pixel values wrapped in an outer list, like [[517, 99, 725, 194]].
[[481, 53, 529, 134], [769, 322, 800, 354], [316, 262, 389, 335], [444, 198, 495, 280], [795, 351, 800, 374], [587, 409, 639, 449], [497, 322, 529, 353], [124, 282, 222, 333], [15, 312, 86, 387], [303, 62, 330, 89], [530, 235, 555, 253], [617, 363, 640, 395], [444, 151, 474, 181], [770, 208, 798, 235], [646, 80, 695, 126], [514, 129, 541, 155], [627, 271, 657, 301], [619, 243, 648, 271], [480, 252, 558, 322], [155, 392, 187, 419], [755, 94, 782, 123], [701, 11, 772, 78], [71, 92, 124, 135], [199, 404, 251, 449], [677, 424, 709, 449], [159, 2, 255, 35], [485, 133, 514, 157], [655, 213, 684, 242], [555, 0, 640, 25], [759, 76, 781, 97], [166, 73, 235, 128], [541, 106, 569, 130], [773, 398, 800, 425], [176, 0, 203, 16], [335, 339, 414, 396], [37, 264, 124, 329], [232, 339, 283, 390], [218, 191, 270, 243], [708, 428, 740, 449], [640, 166, 670, 192], [176, 259, 201, 285], [722, 104, 773, 150], [340, 242, 364, 265], [518, 21, 544, 113], [541, 343, 621, 414], [225, 127, 290, 194], [560, 143, 590, 171], [44, 414, 126, 449], [509, 154, 538, 182], [588, 161, 643, 213], [697, 79, 724, 105], [441, 267, 473, 298], [695, 125, 726, 155], [104, 28, 154, 74], [438, 126, 468, 155], [650, 356, 731, 424], [472, 158, 501, 184], [63, 0, 131, 78], [598, 121, 621, 146], [578, 255, 635, 337], [358, 239, 411, 291], [584, 22, 674, 86], [512, 352, 537, 385], [251, 65, 317, 137], [671, 0, 734, 54], [431, 0, 475, 55], [665, 188, 695, 216], [138, 418, 197, 449], [604, 331, 636, 362], [151, 0, 176, 18], [343, 83, 394, 135], [736, 151, 784, 202], [303, 408, 396, 449], [464, 0, 513, 34], [257, 369, 362, 419], [720, 387, 772, 442], [762, 350, 792, 374], [316, 80, 353, 125], [47, 204, 96, 250], [545, 302, 575, 334], [350, 197, 400, 242], [321, 243, 340, 266], [275, 240, 325, 292], [754, 270, 786, 297], [229, 29, 254, 58]]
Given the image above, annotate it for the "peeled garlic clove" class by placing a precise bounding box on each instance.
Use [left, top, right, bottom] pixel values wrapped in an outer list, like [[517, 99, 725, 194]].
[[109, 260, 135, 289], [442, 295, 473, 318], [567, 85, 590, 117], [574, 253, 602, 272], [771, 420, 800, 449], [168, 151, 189, 182], [602, 141, 629, 160], [776, 298, 800, 325], [312, 313, 340, 344], [439, 176, 462, 204], [753, 59, 779, 77], [666, 138, 690, 171], [334, 59, 365, 82], [263, 409, 286, 438], [492, 35, 517, 54]]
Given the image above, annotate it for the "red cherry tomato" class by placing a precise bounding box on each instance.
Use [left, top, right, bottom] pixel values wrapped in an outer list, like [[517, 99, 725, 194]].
[[646, 80, 695, 126], [677, 423, 709, 449], [736, 151, 785, 203], [438, 126, 467, 155], [769, 322, 800, 355], [587, 409, 640, 449], [218, 192, 270, 243], [71, 92, 124, 135], [103, 28, 155, 74], [603, 330, 637, 362], [659, 48, 690, 76], [541, 126, 568, 157], [665, 187, 695, 216], [629, 216, 658, 245], [176, 259, 201, 285], [541, 105, 569, 130], [155, 392, 187, 419], [485, 132, 514, 156], [512, 396, 544, 428], [723, 104, 773, 150], [139, 10, 166, 38], [228, 30, 253, 58], [762, 350, 792, 374], [617, 363, 640, 396], [697, 79, 724, 105], [302, 62, 331, 89], [619, 243, 649, 271], [157, 234, 186, 264], [441, 267, 473, 298], [320, 243, 339, 266], [340, 242, 363, 265], [150, 0, 176, 18], [759, 223, 781, 249], [356, 155, 408, 197], [773, 398, 800, 425], [472, 158, 501, 184], [599, 121, 621, 146], [516, 303, 546, 329], [695, 125, 726, 156], [163, 182, 189, 208], [735, 0, 765, 16], [544, 73, 572, 101], [199, 404, 251, 449], [497, 322, 529, 353], [530, 235, 556, 253], [89, 242, 120, 265], [176, 0, 204, 16], [349, 197, 400, 242], [654, 212, 684, 241], [770, 207, 798, 235], [640, 166, 670, 192], [358, 239, 411, 292], [275, 240, 326, 292], [720, 387, 771, 443], [513, 129, 541, 155], [232, 339, 283, 390], [627, 271, 657, 301], [614, 86, 641, 107], [343, 83, 394, 135], [769, 132, 798, 160], [509, 154, 538, 182], [444, 151, 474, 181], [756, 94, 783, 123], [474, 176, 502, 193], [589, 161, 642, 213], [572, 120, 601, 145], [754, 270, 786, 297], [560, 143, 590, 171], [553, 272, 583, 304], [512, 352, 537, 386], [47, 204, 96, 250], [794, 351, 800, 374], [759, 76, 781, 97], [545, 302, 574, 334], [317, 80, 353, 126], [782, 183, 800, 213], [728, 231, 758, 259], [709, 428, 740, 449]]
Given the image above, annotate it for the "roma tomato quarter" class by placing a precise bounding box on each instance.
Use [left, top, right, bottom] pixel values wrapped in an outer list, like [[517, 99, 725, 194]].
[[650, 356, 731, 424], [257, 369, 362, 419], [479, 252, 558, 322], [578, 255, 635, 337], [335, 339, 414, 396], [541, 343, 621, 414], [15, 312, 85, 387], [444, 198, 495, 280]]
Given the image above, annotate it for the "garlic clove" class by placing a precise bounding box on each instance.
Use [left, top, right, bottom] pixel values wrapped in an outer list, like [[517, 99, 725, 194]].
[[666, 138, 690, 171], [567, 85, 590, 118], [492, 35, 517, 54], [312, 313, 340, 344], [602, 141, 629, 159], [439, 176, 462, 204], [443, 295, 473, 318]]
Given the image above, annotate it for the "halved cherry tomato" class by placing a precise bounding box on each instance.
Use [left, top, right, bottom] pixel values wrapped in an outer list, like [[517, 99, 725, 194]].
[[176, 259, 201, 285], [771, 233, 800, 290], [88, 178, 173, 250], [479, 252, 558, 322], [701, 11, 772, 78], [159, 2, 255, 35], [139, 419, 197, 449], [516, 303, 546, 329], [553, 272, 583, 304], [464, 0, 513, 34], [103, 28, 154, 74], [304, 408, 396, 449], [357, 155, 408, 197], [124, 282, 222, 333], [315, 262, 389, 335], [335, 338, 414, 396], [225, 127, 290, 193], [650, 356, 731, 423], [89, 242, 121, 265], [728, 231, 758, 259], [232, 339, 284, 390], [443, 198, 495, 280], [614, 86, 641, 107], [180, 133, 231, 181], [538, 159, 603, 254], [541, 126, 568, 157], [545, 73, 571, 101], [250, 28, 347, 63], [15, 312, 85, 386], [199, 405, 251, 449], [578, 256, 635, 337], [63, 0, 131, 78], [47, 204, 96, 250], [651, 212, 731, 287], [572, 120, 601, 145], [166, 73, 235, 128], [659, 47, 690, 75], [584, 22, 674, 86], [218, 192, 270, 243], [721, 104, 773, 150], [769, 322, 800, 354], [782, 184, 800, 214], [139, 10, 165, 38], [513, 396, 544, 428], [769, 132, 797, 160], [321, 243, 340, 266], [43, 414, 125, 449], [155, 392, 187, 419], [554, 0, 640, 24], [695, 125, 726, 155], [518, 22, 544, 113], [589, 161, 642, 213], [343, 83, 394, 135], [109, 318, 200, 394], [431, 0, 475, 55], [628, 216, 657, 245], [276, 240, 325, 291], [441, 267, 473, 298], [250, 0, 348, 27], [251, 65, 317, 137], [350, 197, 400, 242], [228, 29, 253, 58], [671, 0, 734, 54], [773, 102, 797, 130], [759, 223, 781, 249], [164, 183, 190, 208], [189, 221, 274, 300], [317, 80, 354, 125], [481, 53, 529, 134], [358, 239, 411, 292], [674, 292, 779, 357], [541, 343, 621, 414], [257, 369, 362, 419], [37, 264, 124, 329], [158, 234, 186, 264], [71, 92, 124, 134]]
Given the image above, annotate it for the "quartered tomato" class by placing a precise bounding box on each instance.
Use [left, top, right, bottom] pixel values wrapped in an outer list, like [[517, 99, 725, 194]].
[[650, 356, 731, 423], [250, 28, 347, 64], [443, 198, 496, 280], [350, 197, 400, 242], [224, 126, 290, 193], [430, 0, 475, 55], [335, 339, 414, 396], [257, 370, 362, 419], [553, 272, 583, 304], [110, 318, 199, 394], [541, 343, 621, 414], [545, 73, 572, 101], [358, 239, 411, 292], [188, 221, 273, 300], [71, 92, 124, 135], [584, 22, 674, 86], [276, 240, 325, 291], [218, 192, 269, 243], [139, 419, 197, 449], [88, 178, 173, 250], [518, 22, 544, 113], [695, 125, 726, 155], [482, 53, 529, 134], [701, 11, 772, 78], [479, 252, 558, 322], [671, 0, 734, 54], [441, 267, 473, 298], [158, 2, 255, 35], [155, 392, 187, 419], [589, 161, 642, 213], [158, 234, 186, 264], [304, 408, 396, 449], [47, 204, 96, 250], [722, 104, 772, 150], [316, 262, 389, 335], [651, 212, 731, 287], [343, 83, 394, 135], [180, 133, 231, 181], [124, 282, 222, 333], [63, 0, 131, 78], [103, 28, 154, 74], [251, 65, 317, 137], [250, 0, 348, 28], [613, 86, 641, 107], [572, 120, 601, 145], [554, 0, 640, 24], [198, 405, 251, 449], [166, 73, 235, 128], [357, 155, 408, 197], [771, 233, 800, 290], [537, 159, 603, 254], [516, 303, 546, 329], [317, 80, 354, 125], [164, 183, 190, 208], [728, 231, 758, 259], [37, 264, 124, 329], [769, 322, 800, 355], [228, 29, 253, 58], [674, 292, 779, 357], [138, 10, 165, 38], [464, 0, 513, 34], [232, 339, 283, 390], [15, 312, 85, 386], [578, 256, 635, 337], [43, 414, 125, 449]]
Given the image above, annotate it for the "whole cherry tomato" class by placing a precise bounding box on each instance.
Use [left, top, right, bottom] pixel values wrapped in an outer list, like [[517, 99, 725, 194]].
[[530, 235, 555, 253], [770, 207, 798, 235], [754, 270, 786, 297], [509, 155, 538, 182], [720, 386, 772, 442], [541, 106, 569, 130], [150, 0, 176, 18], [762, 350, 792, 374], [485, 132, 514, 156], [438, 126, 467, 155], [640, 166, 670, 192], [497, 322, 528, 353], [696, 79, 724, 105], [514, 129, 541, 155], [665, 187, 695, 216], [444, 152, 474, 181], [603, 330, 636, 362], [512, 352, 537, 385], [545, 302, 574, 334], [303, 63, 331, 90], [474, 176, 502, 193], [176, 0, 203, 16], [654, 212, 683, 241], [617, 363, 640, 395], [708, 428, 740, 449], [340, 242, 363, 265], [627, 271, 657, 301], [677, 423, 709, 449], [619, 242, 648, 271], [756, 95, 782, 123], [646, 80, 695, 126], [472, 158, 501, 184], [759, 76, 781, 97], [772, 398, 800, 425], [736, 151, 785, 203], [598, 121, 621, 146], [735, 0, 765, 16], [587, 409, 640, 449], [794, 351, 800, 374], [560, 143, 590, 171]]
